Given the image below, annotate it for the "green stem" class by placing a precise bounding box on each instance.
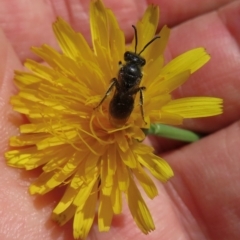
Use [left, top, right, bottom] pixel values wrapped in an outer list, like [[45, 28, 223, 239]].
[[146, 124, 202, 142]]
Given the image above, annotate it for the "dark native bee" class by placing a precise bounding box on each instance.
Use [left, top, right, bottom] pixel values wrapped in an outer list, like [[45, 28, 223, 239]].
[[94, 25, 160, 128]]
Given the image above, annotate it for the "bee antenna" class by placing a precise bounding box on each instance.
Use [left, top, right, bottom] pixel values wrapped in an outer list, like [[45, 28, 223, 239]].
[[132, 25, 138, 54], [138, 36, 160, 55]]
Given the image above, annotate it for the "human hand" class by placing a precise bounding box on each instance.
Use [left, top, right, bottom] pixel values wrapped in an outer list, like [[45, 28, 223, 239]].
[[0, 0, 239, 239]]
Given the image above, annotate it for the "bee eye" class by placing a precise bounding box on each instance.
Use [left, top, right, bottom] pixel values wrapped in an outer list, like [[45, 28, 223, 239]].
[[124, 51, 131, 61], [140, 59, 146, 66]]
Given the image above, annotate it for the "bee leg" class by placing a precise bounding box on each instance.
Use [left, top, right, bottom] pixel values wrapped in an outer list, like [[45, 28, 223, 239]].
[[93, 78, 118, 109], [138, 86, 147, 125], [129, 86, 147, 124]]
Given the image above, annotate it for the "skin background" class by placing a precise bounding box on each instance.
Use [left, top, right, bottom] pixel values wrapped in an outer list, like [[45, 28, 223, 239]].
[[0, 0, 240, 239]]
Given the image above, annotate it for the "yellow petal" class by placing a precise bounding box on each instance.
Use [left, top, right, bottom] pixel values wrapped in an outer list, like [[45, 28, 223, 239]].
[[52, 204, 77, 226], [130, 4, 159, 54], [118, 148, 137, 168], [9, 133, 49, 147], [14, 71, 41, 89], [53, 17, 95, 62], [162, 97, 223, 118], [116, 156, 129, 191], [73, 172, 98, 206], [29, 171, 55, 194], [73, 180, 98, 239], [98, 191, 113, 232], [100, 152, 113, 196], [110, 179, 122, 214], [106, 9, 125, 75], [126, 174, 155, 234], [53, 184, 76, 215], [148, 70, 191, 97], [114, 131, 129, 152], [137, 153, 174, 182], [6, 146, 71, 170], [90, 0, 109, 55], [160, 48, 210, 79], [132, 164, 158, 199], [143, 26, 170, 85], [150, 110, 183, 125]]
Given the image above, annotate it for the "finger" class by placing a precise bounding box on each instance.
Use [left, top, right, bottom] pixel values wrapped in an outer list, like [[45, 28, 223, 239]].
[[0, 0, 131, 61], [0, 28, 22, 144], [149, 0, 236, 27], [0, 29, 63, 240], [0, 0, 57, 61], [0, 0, 236, 61], [164, 121, 240, 239], [165, 1, 240, 132]]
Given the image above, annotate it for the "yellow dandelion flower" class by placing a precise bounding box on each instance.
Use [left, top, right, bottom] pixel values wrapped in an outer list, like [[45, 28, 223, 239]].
[[5, 0, 223, 239]]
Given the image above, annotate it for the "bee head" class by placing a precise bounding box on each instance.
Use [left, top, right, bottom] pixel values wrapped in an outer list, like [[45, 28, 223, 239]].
[[124, 51, 146, 66]]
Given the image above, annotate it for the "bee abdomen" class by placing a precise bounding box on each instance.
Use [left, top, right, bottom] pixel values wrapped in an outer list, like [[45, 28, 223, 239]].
[[109, 95, 134, 119]]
